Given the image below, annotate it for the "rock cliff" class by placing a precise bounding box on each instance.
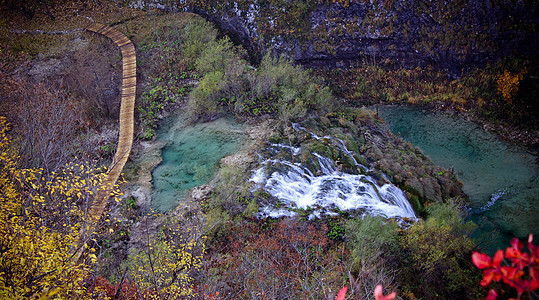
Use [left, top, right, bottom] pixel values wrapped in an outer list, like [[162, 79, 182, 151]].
[[135, 0, 537, 75]]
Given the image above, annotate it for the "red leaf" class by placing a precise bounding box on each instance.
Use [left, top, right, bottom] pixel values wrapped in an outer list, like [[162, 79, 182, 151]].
[[473, 252, 492, 269], [335, 286, 347, 300], [500, 266, 523, 281], [485, 289, 498, 300], [510, 237, 523, 251], [529, 273, 539, 292], [481, 269, 501, 286], [506, 247, 522, 260], [374, 285, 396, 300], [493, 250, 504, 267]]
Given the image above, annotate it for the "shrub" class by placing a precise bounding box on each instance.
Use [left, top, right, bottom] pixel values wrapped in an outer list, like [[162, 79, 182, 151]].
[[344, 216, 400, 297], [195, 38, 239, 74], [199, 219, 345, 299], [182, 19, 219, 65], [0, 117, 122, 299], [496, 69, 524, 104], [400, 201, 481, 299], [187, 34, 335, 120], [124, 217, 203, 299], [188, 71, 226, 117], [253, 53, 334, 121]]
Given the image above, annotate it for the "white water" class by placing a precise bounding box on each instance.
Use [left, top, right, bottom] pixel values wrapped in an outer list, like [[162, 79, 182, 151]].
[[292, 123, 368, 170], [250, 126, 417, 222]]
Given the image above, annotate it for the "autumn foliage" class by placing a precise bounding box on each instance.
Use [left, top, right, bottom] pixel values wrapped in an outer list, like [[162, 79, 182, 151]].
[[472, 234, 539, 299], [496, 69, 526, 104], [0, 116, 91, 298], [200, 219, 346, 299]]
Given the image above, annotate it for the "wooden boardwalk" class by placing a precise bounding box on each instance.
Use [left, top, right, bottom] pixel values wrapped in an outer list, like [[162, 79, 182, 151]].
[[75, 23, 136, 260]]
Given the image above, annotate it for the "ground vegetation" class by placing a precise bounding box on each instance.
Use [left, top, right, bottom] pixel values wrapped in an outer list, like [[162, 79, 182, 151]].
[[0, 1, 536, 299]]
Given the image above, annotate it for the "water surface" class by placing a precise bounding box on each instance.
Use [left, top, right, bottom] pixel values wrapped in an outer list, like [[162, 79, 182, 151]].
[[152, 114, 246, 212], [378, 105, 538, 251]]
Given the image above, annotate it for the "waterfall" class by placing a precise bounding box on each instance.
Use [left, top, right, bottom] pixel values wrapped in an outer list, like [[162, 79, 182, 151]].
[[250, 125, 417, 222], [292, 123, 367, 170]]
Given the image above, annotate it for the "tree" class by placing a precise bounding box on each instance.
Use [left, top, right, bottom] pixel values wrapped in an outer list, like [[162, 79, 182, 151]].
[[0, 116, 118, 299], [13, 81, 88, 174]]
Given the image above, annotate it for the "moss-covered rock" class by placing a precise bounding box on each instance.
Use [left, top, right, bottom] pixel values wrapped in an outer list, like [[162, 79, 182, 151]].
[[138, 0, 537, 74]]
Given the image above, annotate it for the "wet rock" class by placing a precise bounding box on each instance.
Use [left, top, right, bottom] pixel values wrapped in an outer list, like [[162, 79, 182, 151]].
[[282, 113, 465, 206], [157, 1, 537, 75]]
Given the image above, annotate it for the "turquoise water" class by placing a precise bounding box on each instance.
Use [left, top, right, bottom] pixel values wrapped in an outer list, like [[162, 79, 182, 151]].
[[151, 114, 247, 212], [378, 105, 538, 252]]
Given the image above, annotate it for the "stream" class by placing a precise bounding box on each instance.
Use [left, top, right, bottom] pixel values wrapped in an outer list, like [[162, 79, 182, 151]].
[[250, 123, 417, 222], [378, 105, 539, 252], [150, 105, 537, 252]]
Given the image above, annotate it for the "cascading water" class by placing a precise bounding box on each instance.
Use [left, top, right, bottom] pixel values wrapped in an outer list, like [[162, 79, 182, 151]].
[[250, 125, 417, 222], [291, 123, 367, 170]]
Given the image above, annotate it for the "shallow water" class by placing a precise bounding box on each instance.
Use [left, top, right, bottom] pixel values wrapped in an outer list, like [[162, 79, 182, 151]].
[[378, 105, 539, 252], [151, 114, 246, 212]]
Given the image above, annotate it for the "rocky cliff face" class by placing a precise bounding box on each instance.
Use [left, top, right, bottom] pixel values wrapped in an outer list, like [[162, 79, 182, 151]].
[[137, 0, 537, 75]]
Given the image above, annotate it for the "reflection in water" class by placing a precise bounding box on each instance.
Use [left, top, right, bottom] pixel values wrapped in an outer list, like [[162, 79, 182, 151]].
[[378, 105, 538, 252]]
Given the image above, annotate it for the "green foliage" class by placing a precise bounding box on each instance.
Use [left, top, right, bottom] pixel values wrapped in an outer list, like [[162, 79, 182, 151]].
[[195, 38, 239, 74], [188, 35, 251, 118], [201, 165, 251, 239], [182, 19, 219, 65], [400, 201, 481, 299], [140, 127, 154, 140], [188, 70, 226, 116], [242, 199, 259, 217], [136, 17, 217, 137], [189, 49, 334, 120], [100, 141, 117, 158], [345, 216, 399, 269], [254, 53, 333, 120], [327, 217, 346, 240], [343, 216, 400, 297]]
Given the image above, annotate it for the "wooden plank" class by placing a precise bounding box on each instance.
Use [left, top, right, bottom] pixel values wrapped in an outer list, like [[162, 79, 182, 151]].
[[76, 23, 137, 262]]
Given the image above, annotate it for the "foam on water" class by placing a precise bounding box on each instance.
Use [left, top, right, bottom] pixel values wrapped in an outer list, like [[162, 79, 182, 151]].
[[251, 133, 417, 221]]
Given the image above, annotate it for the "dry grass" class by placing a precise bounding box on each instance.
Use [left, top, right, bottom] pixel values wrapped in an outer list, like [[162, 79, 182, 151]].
[[0, 0, 149, 57]]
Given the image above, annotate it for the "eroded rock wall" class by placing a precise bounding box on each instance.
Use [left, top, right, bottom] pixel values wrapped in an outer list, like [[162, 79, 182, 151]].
[[134, 0, 537, 75]]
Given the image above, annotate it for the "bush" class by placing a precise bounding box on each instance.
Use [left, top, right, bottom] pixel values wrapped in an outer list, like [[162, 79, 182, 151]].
[[190, 37, 251, 118], [344, 216, 400, 298], [400, 201, 481, 299], [254, 53, 334, 121], [182, 19, 219, 65], [195, 38, 239, 75], [188, 71, 226, 117], [188, 42, 335, 121], [123, 217, 203, 299], [199, 219, 345, 299]]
